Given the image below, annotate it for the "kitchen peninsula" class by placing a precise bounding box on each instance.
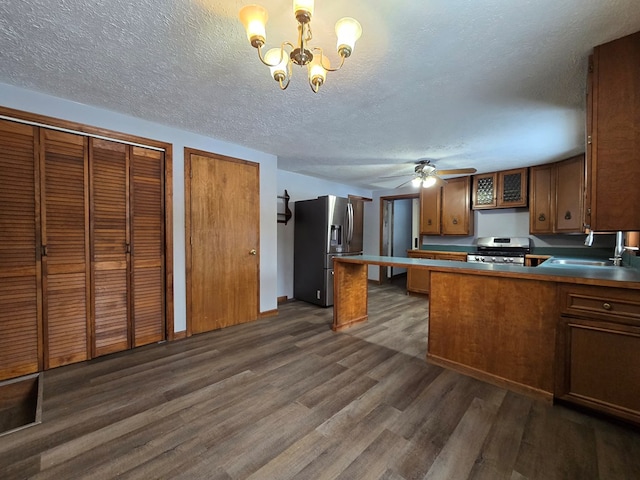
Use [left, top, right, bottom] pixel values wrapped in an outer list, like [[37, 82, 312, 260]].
[[333, 255, 640, 424]]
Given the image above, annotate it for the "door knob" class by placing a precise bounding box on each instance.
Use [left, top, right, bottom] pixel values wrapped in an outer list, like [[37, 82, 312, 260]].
[[249, 249, 257, 255]]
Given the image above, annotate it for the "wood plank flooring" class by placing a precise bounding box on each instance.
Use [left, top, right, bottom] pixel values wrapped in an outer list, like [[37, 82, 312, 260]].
[[1, 280, 639, 479]]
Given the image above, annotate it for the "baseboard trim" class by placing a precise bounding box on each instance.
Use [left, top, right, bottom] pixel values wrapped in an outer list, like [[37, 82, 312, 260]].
[[173, 330, 187, 340], [259, 309, 278, 319]]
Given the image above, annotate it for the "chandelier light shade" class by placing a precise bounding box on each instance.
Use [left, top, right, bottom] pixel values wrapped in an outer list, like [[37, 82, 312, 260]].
[[335, 17, 363, 57], [238, 4, 268, 47], [238, 1, 362, 92]]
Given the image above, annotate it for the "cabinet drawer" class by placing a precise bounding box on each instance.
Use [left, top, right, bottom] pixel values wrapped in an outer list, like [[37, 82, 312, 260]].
[[432, 253, 467, 262], [559, 284, 640, 324]]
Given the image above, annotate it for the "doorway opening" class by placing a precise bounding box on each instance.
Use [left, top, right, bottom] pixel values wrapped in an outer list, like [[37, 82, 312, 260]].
[[379, 194, 420, 285]]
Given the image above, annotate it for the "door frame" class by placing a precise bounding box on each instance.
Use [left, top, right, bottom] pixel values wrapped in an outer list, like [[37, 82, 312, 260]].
[[379, 193, 419, 283], [184, 147, 260, 337]]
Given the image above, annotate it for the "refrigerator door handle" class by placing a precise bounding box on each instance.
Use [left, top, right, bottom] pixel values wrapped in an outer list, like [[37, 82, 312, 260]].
[[351, 204, 354, 243], [347, 203, 354, 245]]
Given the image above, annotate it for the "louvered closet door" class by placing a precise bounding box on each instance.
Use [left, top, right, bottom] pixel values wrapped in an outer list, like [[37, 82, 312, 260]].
[[90, 139, 130, 356], [41, 130, 90, 369], [0, 120, 40, 379], [130, 147, 165, 346]]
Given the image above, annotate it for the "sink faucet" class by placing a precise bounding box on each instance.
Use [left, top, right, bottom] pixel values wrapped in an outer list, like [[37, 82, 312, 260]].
[[611, 231, 625, 266], [584, 230, 594, 246]]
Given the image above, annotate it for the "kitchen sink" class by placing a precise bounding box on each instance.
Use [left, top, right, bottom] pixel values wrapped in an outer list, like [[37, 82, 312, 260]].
[[542, 257, 614, 267]]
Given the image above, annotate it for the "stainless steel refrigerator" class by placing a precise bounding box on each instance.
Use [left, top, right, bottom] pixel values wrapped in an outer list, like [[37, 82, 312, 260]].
[[294, 195, 364, 307]]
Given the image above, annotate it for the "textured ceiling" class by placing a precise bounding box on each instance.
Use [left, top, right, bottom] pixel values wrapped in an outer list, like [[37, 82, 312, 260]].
[[2, 0, 640, 190]]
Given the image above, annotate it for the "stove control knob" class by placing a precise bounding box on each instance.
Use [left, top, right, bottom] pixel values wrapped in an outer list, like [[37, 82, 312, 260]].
[[479, 257, 485, 262], [491, 257, 496, 262]]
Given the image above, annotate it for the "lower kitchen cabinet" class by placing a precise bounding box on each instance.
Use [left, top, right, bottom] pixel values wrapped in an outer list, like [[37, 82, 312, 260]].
[[556, 284, 640, 425], [406, 252, 434, 295], [406, 250, 466, 295]]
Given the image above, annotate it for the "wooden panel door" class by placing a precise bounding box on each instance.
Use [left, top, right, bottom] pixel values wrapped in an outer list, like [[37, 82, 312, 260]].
[[0, 120, 41, 379], [41, 130, 90, 369], [187, 150, 259, 334], [90, 139, 130, 356], [131, 147, 165, 347]]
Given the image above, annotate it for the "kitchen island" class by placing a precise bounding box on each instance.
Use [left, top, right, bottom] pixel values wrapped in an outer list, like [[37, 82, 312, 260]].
[[333, 255, 640, 422]]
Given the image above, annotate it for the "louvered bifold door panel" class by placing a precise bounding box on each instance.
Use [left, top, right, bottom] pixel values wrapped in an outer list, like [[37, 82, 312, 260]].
[[130, 147, 165, 346], [90, 139, 130, 357], [0, 120, 40, 380], [41, 130, 90, 368]]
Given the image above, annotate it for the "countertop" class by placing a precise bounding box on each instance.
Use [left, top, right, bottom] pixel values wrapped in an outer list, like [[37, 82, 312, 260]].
[[333, 255, 640, 289]]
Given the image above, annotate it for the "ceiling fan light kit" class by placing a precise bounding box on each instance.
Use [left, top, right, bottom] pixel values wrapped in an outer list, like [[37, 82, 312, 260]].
[[385, 160, 478, 189], [239, 1, 362, 93], [412, 175, 438, 188]]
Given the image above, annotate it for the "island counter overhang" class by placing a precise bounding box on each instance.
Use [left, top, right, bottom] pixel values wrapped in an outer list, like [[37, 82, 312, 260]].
[[332, 255, 640, 401]]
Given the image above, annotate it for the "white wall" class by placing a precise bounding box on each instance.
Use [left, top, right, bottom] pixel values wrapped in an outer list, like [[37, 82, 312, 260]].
[[1, 82, 278, 332], [276, 170, 371, 300]]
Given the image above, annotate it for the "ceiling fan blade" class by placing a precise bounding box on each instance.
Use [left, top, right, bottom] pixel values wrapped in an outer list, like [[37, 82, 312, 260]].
[[395, 178, 415, 188], [436, 168, 477, 175], [379, 173, 413, 179]]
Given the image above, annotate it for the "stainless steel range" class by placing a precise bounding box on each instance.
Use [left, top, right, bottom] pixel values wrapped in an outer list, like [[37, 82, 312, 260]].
[[467, 237, 531, 265]]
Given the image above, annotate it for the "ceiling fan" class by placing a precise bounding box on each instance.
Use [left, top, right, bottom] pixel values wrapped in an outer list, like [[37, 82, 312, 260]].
[[384, 160, 477, 188]]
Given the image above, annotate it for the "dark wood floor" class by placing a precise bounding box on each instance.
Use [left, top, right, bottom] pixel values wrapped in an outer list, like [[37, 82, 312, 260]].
[[1, 280, 639, 479]]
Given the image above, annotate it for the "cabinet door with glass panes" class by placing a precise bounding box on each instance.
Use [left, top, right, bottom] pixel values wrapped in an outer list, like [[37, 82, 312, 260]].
[[472, 173, 497, 209], [473, 168, 527, 209], [497, 168, 528, 208]]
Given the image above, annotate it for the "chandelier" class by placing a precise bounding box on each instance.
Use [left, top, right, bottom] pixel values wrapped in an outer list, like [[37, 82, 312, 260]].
[[239, 1, 362, 93]]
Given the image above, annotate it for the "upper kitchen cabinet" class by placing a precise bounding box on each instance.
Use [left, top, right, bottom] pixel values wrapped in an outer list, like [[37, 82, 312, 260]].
[[586, 31, 640, 231], [419, 176, 473, 236], [442, 176, 474, 235], [419, 184, 441, 235], [472, 168, 528, 210], [529, 154, 585, 234]]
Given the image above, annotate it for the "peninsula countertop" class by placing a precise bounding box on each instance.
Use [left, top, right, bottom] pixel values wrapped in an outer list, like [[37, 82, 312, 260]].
[[333, 255, 640, 289]]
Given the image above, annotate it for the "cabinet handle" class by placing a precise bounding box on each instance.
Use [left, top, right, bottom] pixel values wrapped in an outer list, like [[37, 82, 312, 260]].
[[249, 249, 257, 255], [602, 302, 612, 311], [41, 245, 48, 257], [565, 211, 572, 220], [452, 218, 458, 225], [427, 219, 432, 226], [538, 213, 546, 222]]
